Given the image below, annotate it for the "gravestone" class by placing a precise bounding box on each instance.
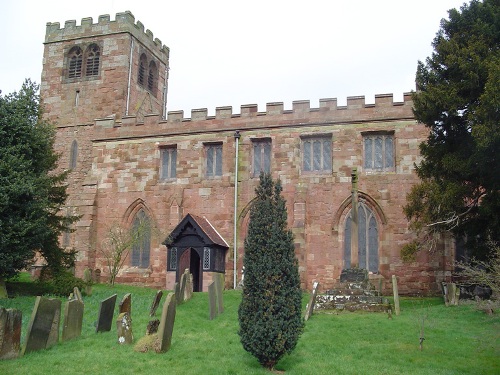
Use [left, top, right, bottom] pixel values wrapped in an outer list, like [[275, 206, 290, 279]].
[[83, 268, 93, 296], [23, 296, 61, 354], [183, 270, 193, 302], [157, 292, 176, 353], [119, 293, 132, 316], [62, 299, 84, 342], [96, 294, 117, 333], [149, 290, 163, 317], [73, 286, 83, 302], [179, 273, 187, 304], [174, 282, 181, 305], [0, 308, 22, 360], [214, 273, 224, 314], [116, 312, 133, 344], [305, 281, 320, 321], [208, 282, 217, 320], [146, 319, 160, 335]]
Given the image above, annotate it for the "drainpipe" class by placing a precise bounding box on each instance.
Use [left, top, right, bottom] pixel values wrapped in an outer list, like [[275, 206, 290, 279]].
[[125, 37, 134, 116], [162, 65, 169, 120], [233, 130, 241, 289]]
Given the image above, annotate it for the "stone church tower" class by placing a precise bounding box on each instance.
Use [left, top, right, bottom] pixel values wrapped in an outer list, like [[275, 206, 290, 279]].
[[41, 11, 169, 279]]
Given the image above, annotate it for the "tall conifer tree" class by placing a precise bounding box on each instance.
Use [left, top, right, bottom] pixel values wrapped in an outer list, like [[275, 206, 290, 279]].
[[238, 173, 303, 370]]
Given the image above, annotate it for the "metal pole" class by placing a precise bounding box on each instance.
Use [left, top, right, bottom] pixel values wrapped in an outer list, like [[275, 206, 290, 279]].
[[233, 131, 241, 289]]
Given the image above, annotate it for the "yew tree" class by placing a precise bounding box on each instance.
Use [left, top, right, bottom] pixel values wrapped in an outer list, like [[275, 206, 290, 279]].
[[238, 173, 303, 370], [404, 0, 500, 260], [0, 80, 77, 279]]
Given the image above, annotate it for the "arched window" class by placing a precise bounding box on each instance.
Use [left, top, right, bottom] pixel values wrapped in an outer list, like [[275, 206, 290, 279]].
[[69, 140, 78, 169], [147, 60, 158, 94], [131, 209, 151, 268], [343, 202, 379, 273], [138, 54, 147, 87], [85, 44, 100, 77], [68, 46, 83, 78]]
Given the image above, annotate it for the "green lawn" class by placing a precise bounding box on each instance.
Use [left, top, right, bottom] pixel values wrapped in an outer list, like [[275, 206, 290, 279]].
[[0, 279, 499, 375]]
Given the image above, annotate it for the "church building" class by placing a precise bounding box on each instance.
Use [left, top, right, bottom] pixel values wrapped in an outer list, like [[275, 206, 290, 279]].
[[41, 11, 454, 294]]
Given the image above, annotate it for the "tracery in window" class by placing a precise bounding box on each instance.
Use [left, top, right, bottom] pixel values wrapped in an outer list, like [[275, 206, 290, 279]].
[[68, 46, 83, 79], [85, 44, 100, 77]]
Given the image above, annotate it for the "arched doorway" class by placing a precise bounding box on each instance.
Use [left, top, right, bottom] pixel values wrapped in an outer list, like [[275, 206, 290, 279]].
[[178, 248, 202, 292]]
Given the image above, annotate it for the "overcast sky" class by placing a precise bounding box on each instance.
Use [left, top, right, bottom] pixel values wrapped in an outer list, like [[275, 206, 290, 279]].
[[1, 0, 466, 115]]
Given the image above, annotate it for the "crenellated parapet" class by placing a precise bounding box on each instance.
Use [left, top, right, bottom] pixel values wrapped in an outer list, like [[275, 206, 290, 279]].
[[93, 92, 416, 135], [44, 11, 169, 61]]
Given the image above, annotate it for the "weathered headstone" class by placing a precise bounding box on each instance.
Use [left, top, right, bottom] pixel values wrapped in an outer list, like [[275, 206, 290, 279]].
[[305, 281, 320, 321], [208, 282, 217, 320], [340, 268, 367, 283], [62, 299, 84, 342], [146, 319, 160, 335], [116, 312, 133, 344], [149, 290, 163, 317], [73, 286, 83, 302], [174, 282, 182, 305], [183, 270, 193, 302], [83, 268, 93, 296], [157, 292, 176, 353], [0, 308, 22, 360], [443, 282, 460, 306], [23, 296, 61, 354], [392, 275, 400, 316], [119, 293, 132, 316], [179, 272, 187, 304], [214, 273, 224, 314], [96, 294, 117, 333]]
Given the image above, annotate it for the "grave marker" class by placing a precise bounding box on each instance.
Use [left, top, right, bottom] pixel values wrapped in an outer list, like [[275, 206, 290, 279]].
[[174, 282, 181, 305], [96, 294, 117, 333], [23, 297, 61, 354], [116, 312, 133, 344], [73, 286, 83, 302], [157, 292, 176, 353], [214, 273, 224, 314], [119, 293, 132, 316], [62, 299, 84, 342], [149, 290, 163, 317], [0, 308, 22, 360], [208, 282, 217, 320], [305, 281, 320, 321]]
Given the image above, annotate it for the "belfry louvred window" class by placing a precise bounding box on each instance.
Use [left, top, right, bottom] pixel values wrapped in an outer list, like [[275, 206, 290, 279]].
[[85, 44, 100, 77], [68, 46, 83, 78]]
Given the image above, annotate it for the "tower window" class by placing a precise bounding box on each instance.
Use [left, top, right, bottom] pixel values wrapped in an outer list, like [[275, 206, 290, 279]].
[[68, 46, 83, 79], [148, 61, 157, 93], [252, 139, 271, 176], [301, 135, 332, 173], [363, 132, 395, 171], [138, 54, 147, 87], [85, 44, 100, 77], [205, 143, 223, 178]]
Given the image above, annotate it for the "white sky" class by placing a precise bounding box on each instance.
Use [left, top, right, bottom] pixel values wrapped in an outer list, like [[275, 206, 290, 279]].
[[0, 0, 466, 115]]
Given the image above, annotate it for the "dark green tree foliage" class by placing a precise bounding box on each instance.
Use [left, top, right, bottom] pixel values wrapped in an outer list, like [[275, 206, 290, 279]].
[[238, 173, 304, 370], [0, 80, 77, 279], [404, 0, 500, 260]]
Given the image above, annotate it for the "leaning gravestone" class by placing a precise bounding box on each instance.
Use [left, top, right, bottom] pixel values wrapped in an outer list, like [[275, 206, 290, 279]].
[[62, 299, 84, 342], [23, 296, 61, 354], [179, 272, 187, 304], [183, 270, 193, 302], [214, 273, 224, 314], [116, 312, 133, 344], [96, 294, 117, 333], [0, 307, 22, 360], [208, 282, 217, 320], [305, 281, 320, 321], [119, 293, 132, 316], [149, 290, 163, 317], [73, 286, 83, 302], [157, 292, 176, 353]]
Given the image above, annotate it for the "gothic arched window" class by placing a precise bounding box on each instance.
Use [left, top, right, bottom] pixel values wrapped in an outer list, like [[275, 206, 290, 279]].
[[68, 46, 83, 78], [147, 60, 158, 94], [343, 202, 379, 273], [138, 54, 147, 87], [85, 44, 100, 77], [131, 209, 151, 268]]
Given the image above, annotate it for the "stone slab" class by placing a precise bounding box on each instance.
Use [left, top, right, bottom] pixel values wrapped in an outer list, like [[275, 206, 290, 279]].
[[157, 292, 176, 353], [23, 297, 61, 354], [305, 281, 319, 321], [214, 273, 224, 314], [208, 282, 217, 320], [119, 293, 132, 316], [149, 290, 163, 317], [116, 312, 133, 344], [62, 299, 84, 342], [96, 294, 117, 333], [0, 308, 22, 360]]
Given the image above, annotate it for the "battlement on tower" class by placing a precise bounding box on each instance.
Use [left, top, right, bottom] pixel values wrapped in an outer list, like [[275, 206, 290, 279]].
[[44, 11, 169, 61]]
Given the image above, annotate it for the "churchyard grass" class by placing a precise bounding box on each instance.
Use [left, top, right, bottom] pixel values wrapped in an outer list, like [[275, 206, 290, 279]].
[[0, 277, 499, 375]]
